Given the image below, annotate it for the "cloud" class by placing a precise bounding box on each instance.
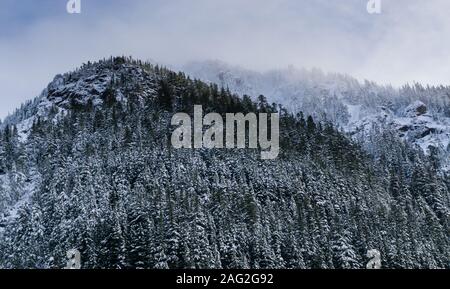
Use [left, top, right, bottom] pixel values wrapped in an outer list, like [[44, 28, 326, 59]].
[[1, 0, 450, 119], [355, 0, 450, 85]]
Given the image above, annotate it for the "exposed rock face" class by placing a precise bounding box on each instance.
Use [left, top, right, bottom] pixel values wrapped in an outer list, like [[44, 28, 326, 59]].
[[185, 61, 450, 171], [404, 101, 428, 117]]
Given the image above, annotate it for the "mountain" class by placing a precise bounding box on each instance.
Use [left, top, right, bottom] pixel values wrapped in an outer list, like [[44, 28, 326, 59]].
[[184, 60, 450, 171], [0, 57, 448, 269]]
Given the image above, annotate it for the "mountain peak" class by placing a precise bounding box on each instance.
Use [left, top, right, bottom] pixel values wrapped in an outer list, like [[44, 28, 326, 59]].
[[45, 57, 156, 109], [3, 57, 161, 142]]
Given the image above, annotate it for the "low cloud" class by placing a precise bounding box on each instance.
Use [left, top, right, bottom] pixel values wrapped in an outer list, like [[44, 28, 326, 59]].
[[1, 0, 450, 119]]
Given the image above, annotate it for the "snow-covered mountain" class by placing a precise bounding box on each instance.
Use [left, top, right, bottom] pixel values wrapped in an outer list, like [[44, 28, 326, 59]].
[[0, 58, 160, 224], [184, 60, 450, 170], [349, 101, 450, 164], [3, 60, 158, 142], [0, 57, 448, 269]]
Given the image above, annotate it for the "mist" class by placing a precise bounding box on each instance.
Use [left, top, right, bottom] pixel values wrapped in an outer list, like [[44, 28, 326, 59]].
[[2, 0, 450, 119]]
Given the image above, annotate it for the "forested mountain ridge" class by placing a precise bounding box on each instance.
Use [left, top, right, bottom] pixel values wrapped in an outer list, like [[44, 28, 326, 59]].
[[0, 57, 448, 269], [184, 60, 450, 171]]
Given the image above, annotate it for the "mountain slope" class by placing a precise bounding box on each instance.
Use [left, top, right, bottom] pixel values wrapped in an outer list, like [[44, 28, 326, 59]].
[[0, 57, 448, 269], [184, 60, 450, 171]]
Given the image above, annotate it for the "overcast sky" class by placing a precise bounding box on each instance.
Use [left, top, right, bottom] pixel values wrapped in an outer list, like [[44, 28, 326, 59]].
[[1, 0, 450, 119]]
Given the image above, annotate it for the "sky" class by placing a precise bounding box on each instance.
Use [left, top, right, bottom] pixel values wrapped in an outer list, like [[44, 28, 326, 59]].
[[1, 0, 450, 119]]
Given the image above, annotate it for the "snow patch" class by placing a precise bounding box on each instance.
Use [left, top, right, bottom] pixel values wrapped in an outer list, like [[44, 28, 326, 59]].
[[0, 170, 38, 234]]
